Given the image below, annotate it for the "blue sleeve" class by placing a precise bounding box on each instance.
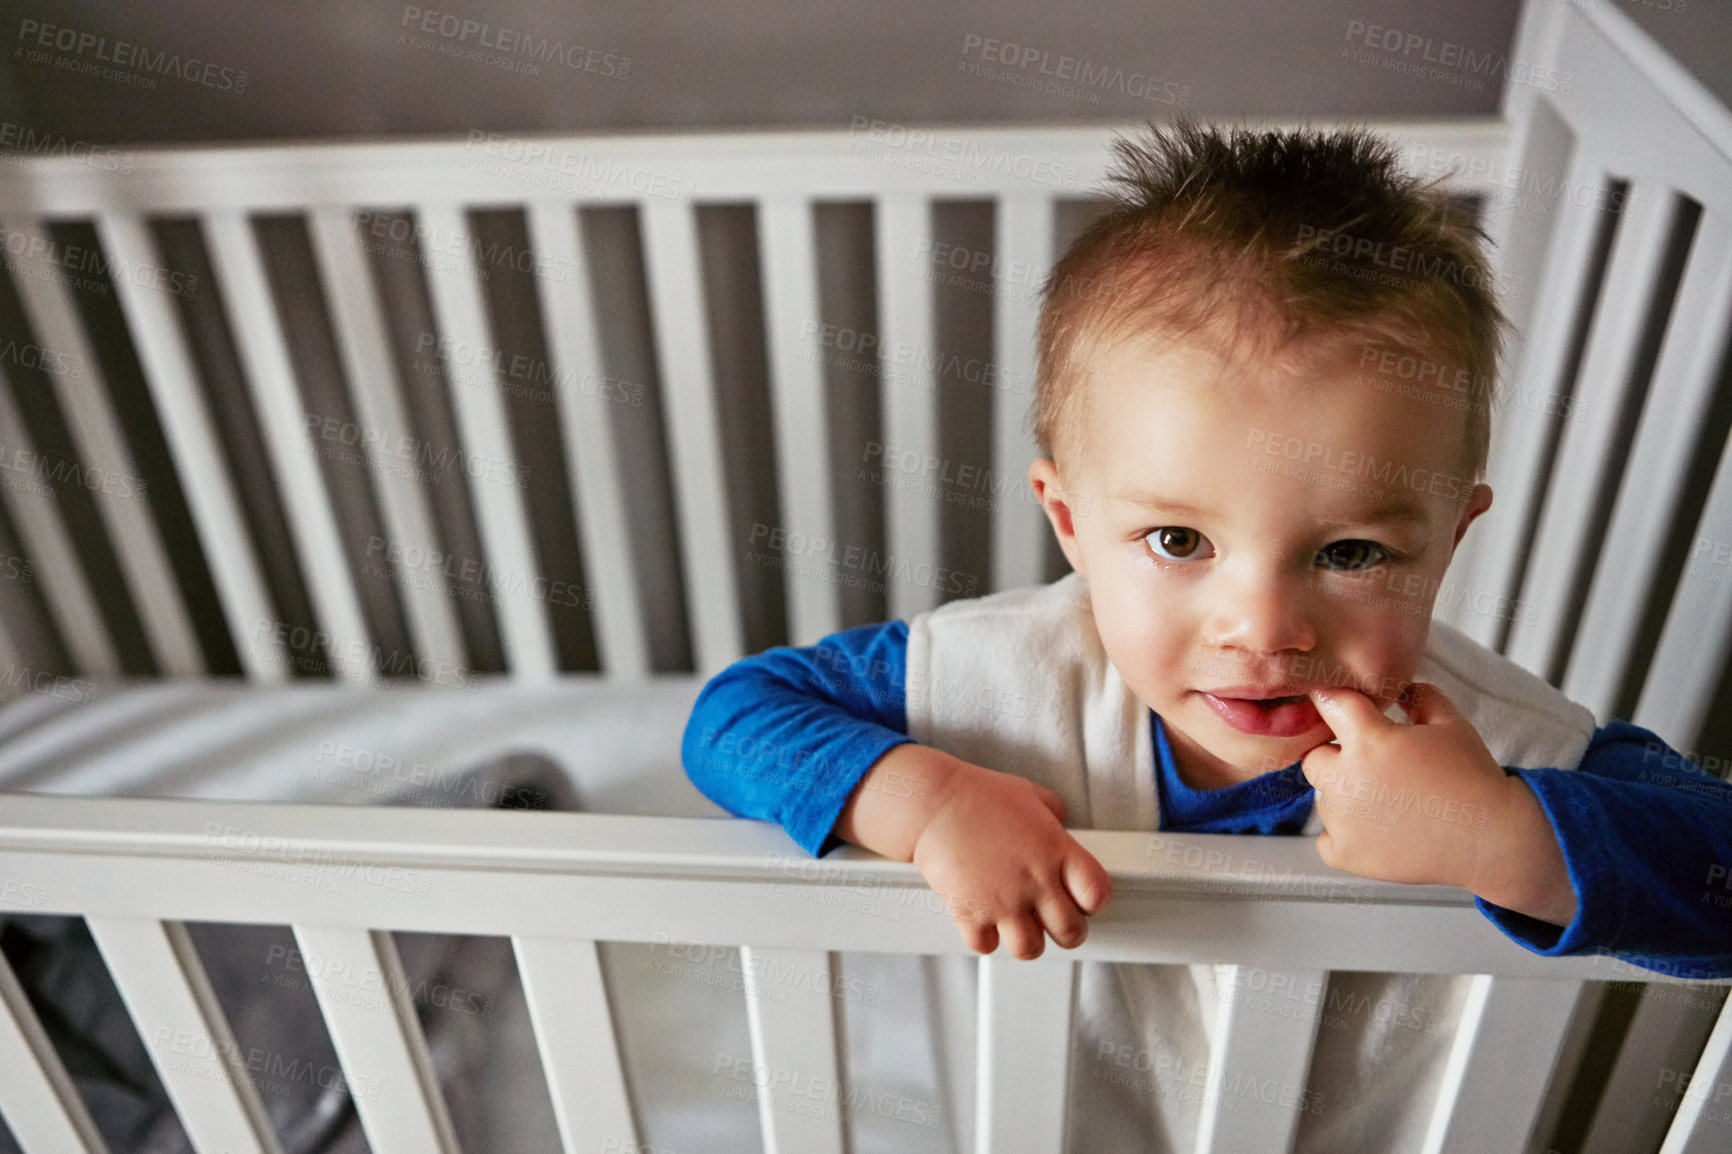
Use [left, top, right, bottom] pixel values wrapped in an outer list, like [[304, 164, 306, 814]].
[[1475, 720, 1732, 978], [681, 621, 912, 859]]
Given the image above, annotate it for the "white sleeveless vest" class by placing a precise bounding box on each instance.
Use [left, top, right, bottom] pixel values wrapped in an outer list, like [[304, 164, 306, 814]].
[[902, 572, 1597, 1152]]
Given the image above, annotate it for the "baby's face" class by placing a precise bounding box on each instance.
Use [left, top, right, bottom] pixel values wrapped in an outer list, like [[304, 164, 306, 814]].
[[1029, 334, 1493, 788]]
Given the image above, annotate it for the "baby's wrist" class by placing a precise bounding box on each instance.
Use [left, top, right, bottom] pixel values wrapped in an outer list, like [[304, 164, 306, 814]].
[[1463, 776, 1577, 925], [837, 744, 970, 862]]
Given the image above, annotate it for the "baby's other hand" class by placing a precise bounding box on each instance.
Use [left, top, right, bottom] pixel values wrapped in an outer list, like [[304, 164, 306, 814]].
[[1299, 681, 1509, 890], [910, 763, 1112, 959]]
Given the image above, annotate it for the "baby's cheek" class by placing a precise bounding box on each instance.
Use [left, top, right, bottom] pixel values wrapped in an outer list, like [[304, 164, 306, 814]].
[[1098, 618, 1181, 697], [1343, 602, 1429, 671], [1315, 630, 1418, 705], [1362, 655, 1427, 711], [1389, 619, 1434, 679], [1097, 590, 1173, 650]]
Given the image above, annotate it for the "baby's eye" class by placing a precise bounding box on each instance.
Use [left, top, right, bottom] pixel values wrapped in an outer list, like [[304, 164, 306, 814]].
[[1315, 540, 1389, 571], [1145, 527, 1213, 562]]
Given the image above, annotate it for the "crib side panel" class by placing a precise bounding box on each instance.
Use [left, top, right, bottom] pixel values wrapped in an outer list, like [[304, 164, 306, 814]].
[[0, 121, 1504, 684], [1446, 0, 1732, 739], [1431, 4, 1732, 1153], [4, 800, 1732, 1154]]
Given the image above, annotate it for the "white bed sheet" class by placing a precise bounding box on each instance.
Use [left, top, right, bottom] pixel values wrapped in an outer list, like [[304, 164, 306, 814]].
[[0, 676, 968, 1154]]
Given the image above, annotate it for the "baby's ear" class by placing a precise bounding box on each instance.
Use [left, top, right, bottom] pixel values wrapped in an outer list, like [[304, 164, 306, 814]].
[[1028, 458, 1086, 573], [1451, 483, 1494, 550]]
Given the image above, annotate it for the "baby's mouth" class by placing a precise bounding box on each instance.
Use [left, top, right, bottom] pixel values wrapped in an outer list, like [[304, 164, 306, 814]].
[[1199, 690, 1323, 738]]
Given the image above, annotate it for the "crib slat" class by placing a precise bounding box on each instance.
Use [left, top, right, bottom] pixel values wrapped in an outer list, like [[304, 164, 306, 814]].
[[511, 935, 639, 1154], [1660, 990, 1732, 1154], [0, 940, 109, 1153], [1449, 93, 1574, 631], [292, 925, 459, 1154], [0, 595, 25, 697], [738, 945, 846, 1154], [759, 195, 842, 645], [419, 204, 557, 680], [93, 212, 289, 681], [1418, 975, 1582, 1154], [525, 202, 651, 679], [1505, 185, 1681, 679], [1472, 69, 1554, 331], [86, 917, 282, 1154], [1194, 965, 1324, 1154], [1579, 981, 1728, 1154], [875, 194, 942, 621], [925, 953, 977, 1154], [639, 199, 744, 673], [1564, 214, 1732, 716], [975, 954, 1074, 1154], [307, 206, 467, 683], [204, 210, 376, 683], [1, 214, 203, 675], [991, 193, 1053, 593], [0, 364, 118, 676], [1638, 393, 1732, 741], [1441, 150, 1608, 649]]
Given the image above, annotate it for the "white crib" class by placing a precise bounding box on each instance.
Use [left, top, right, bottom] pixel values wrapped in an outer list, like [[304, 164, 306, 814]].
[[1, 0, 1730, 1149]]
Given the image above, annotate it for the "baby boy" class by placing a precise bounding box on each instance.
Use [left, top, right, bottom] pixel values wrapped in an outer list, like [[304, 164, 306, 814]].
[[684, 120, 1732, 980]]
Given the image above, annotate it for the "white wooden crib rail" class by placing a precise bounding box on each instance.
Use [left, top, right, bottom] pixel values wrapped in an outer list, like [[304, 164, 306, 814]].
[[0, 795, 1726, 1154]]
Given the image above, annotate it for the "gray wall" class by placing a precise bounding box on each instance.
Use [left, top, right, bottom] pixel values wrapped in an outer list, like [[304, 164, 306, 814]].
[[1620, 0, 1732, 117], [1, 0, 1528, 143]]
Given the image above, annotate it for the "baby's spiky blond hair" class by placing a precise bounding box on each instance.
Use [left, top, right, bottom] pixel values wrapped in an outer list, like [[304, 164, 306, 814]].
[[1035, 119, 1506, 486]]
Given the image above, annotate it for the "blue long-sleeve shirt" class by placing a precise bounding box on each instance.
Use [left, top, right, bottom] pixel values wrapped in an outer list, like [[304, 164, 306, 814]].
[[682, 619, 1732, 978]]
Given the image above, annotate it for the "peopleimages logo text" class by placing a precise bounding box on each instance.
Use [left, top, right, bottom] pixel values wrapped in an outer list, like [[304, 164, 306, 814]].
[[16, 20, 248, 91]]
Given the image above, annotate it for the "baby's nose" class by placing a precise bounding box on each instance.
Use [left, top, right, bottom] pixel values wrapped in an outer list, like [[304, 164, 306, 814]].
[[1205, 575, 1318, 654]]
